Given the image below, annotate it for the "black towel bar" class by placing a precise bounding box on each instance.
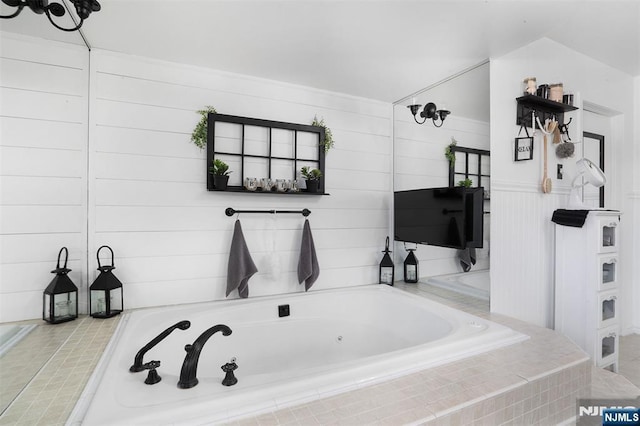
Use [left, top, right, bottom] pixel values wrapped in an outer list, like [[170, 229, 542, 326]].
[[225, 207, 311, 217]]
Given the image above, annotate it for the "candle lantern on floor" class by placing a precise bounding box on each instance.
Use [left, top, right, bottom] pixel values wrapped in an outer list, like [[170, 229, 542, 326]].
[[379, 236, 394, 286], [403, 244, 419, 283], [43, 247, 78, 324], [90, 245, 123, 318]]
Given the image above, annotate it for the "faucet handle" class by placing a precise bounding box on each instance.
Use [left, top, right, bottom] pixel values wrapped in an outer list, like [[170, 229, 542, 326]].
[[221, 360, 238, 386], [142, 360, 162, 385]]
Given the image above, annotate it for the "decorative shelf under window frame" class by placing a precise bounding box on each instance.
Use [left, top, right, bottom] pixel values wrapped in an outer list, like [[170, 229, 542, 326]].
[[206, 113, 327, 194]]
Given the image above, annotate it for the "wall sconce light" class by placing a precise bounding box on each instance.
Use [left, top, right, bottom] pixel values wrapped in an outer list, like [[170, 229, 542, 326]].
[[43, 247, 78, 324], [403, 243, 419, 283], [379, 236, 395, 286], [90, 245, 123, 318], [0, 0, 101, 32], [407, 102, 451, 127]]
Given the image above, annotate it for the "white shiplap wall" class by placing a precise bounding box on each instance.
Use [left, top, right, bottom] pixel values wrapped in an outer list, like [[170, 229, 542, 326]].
[[88, 50, 392, 310], [0, 33, 89, 322], [392, 104, 490, 278]]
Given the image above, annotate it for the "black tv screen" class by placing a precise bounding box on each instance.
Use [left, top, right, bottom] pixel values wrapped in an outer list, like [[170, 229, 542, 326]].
[[394, 187, 484, 250]]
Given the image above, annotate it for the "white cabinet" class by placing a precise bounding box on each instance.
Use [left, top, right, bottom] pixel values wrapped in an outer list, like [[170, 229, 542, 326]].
[[554, 210, 621, 372]]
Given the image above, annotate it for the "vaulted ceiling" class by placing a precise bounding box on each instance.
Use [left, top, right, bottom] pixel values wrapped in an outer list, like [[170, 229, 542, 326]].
[[2, 0, 638, 103]]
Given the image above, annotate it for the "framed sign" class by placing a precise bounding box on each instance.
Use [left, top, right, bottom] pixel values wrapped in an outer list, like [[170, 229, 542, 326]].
[[514, 137, 534, 161]]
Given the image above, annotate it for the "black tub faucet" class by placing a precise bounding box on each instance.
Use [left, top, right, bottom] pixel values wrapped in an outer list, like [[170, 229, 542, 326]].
[[178, 324, 232, 389], [130, 320, 191, 372]]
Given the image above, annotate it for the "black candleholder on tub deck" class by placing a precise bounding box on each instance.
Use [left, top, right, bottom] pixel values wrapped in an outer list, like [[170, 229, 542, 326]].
[[89, 245, 123, 318]]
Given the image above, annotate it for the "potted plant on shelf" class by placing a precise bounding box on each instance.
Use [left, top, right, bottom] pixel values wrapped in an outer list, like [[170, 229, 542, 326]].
[[300, 166, 322, 193], [191, 106, 217, 149], [457, 178, 473, 188], [209, 159, 231, 190]]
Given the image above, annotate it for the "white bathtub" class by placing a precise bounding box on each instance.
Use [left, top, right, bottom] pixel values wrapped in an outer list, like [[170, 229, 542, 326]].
[[72, 284, 526, 425], [427, 269, 490, 301]]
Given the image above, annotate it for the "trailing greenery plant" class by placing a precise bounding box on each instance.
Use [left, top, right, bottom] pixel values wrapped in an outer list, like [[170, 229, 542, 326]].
[[312, 116, 334, 153], [191, 106, 217, 149], [209, 159, 231, 176], [457, 178, 473, 188], [444, 137, 458, 168], [300, 166, 322, 180]]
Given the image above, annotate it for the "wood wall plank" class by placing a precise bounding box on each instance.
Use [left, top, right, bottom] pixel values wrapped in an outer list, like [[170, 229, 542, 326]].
[[0, 33, 88, 322]]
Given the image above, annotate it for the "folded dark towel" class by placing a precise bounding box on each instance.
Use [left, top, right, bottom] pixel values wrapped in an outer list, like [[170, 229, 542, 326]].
[[226, 220, 258, 298], [551, 209, 590, 228], [297, 219, 319, 291]]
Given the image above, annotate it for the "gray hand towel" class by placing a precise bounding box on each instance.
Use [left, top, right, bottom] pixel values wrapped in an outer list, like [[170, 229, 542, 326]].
[[226, 220, 258, 298], [458, 248, 472, 272], [297, 219, 319, 291]]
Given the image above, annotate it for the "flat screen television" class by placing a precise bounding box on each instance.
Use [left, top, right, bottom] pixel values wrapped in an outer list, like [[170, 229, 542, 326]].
[[394, 187, 484, 250]]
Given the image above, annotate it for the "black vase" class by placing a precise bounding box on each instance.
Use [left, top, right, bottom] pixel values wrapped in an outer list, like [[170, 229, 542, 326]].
[[305, 179, 319, 193], [213, 175, 229, 191]]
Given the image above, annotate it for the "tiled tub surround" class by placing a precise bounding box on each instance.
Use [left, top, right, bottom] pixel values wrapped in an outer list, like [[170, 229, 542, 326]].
[[231, 283, 595, 425], [73, 285, 527, 425], [0, 316, 119, 425], [0, 284, 637, 425]]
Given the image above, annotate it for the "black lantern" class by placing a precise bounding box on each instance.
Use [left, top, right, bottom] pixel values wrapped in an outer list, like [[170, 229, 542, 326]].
[[379, 236, 394, 286], [43, 247, 78, 324], [90, 245, 123, 318], [403, 244, 419, 283]]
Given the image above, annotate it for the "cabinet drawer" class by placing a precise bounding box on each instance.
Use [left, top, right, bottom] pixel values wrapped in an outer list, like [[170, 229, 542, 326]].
[[597, 254, 618, 291], [596, 325, 619, 366], [597, 216, 619, 253], [597, 291, 619, 329]]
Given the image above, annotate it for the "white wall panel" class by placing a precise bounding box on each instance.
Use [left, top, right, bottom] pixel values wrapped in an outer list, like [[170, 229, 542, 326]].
[[0, 57, 85, 96], [0, 33, 88, 322], [0, 176, 83, 205], [92, 51, 389, 119], [1, 233, 84, 264], [0, 117, 84, 150], [1, 146, 85, 177], [93, 152, 202, 182], [93, 125, 200, 159], [0, 33, 87, 68], [89, 49, 391, 311], [0, 87, 84, 122]]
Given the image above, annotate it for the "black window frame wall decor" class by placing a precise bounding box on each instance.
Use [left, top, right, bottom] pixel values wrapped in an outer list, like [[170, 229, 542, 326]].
[[448, 145, 490, 216], [448, 146, 490, 193], [206, 113, 326, 194]]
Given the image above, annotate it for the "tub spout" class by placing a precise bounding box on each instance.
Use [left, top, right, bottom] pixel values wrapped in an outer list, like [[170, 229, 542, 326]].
[[130, 320, 191, 372], [178, 324, 232, 389]]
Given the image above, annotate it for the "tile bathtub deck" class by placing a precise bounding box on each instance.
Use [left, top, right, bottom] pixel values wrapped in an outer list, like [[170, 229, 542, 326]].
[[0, 284, 637, 425]]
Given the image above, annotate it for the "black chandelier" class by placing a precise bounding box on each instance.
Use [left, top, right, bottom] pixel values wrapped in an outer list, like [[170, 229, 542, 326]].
[[407, 102, 451, 127], [1, 0, 101, 32]]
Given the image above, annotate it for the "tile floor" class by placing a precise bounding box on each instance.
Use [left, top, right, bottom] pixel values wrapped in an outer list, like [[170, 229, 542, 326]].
[[619, 334, 640, 388], [0, 284, 637, 425]]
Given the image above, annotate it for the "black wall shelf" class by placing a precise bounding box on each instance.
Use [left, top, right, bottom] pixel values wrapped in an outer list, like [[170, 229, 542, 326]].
[[206, 113, 326, 195], [211, 187, 329, 195], [516, 94, 578, 128]]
